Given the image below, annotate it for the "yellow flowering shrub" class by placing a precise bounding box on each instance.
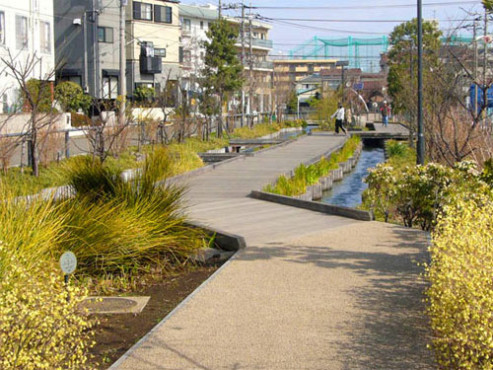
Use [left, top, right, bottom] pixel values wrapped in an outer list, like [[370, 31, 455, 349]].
[[426, 198, 493, 368], [0, 244, 94, 369]]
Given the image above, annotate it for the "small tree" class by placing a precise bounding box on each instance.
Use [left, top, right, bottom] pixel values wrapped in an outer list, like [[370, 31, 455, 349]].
[[201, 19, 243, 138], [2, 51, 58, 176], [134, 85, 156, 105], [54, 81, 91, 114]]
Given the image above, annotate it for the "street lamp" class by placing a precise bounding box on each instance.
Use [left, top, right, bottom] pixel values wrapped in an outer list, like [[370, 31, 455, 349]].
[[336, 60, 349, 105]]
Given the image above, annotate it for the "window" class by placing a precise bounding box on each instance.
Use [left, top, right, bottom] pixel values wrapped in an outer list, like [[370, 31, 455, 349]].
[[102, 76, 118, 99], [40, 21, 51, 53], [154, 48, 166, 57], [15, 15, 28, 50], [182, 18, 191, 31], [133, 2, 152, 21], [155, 5, 172, 23], [0, 12, 5, 45], [200, 21, 203, 30], [97, 27, 113, 43]]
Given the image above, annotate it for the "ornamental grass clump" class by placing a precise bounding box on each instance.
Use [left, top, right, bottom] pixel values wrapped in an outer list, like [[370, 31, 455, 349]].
[[426, 198, 493, 368], [60, 147, 204, 276], [263, 136, 360, 196]]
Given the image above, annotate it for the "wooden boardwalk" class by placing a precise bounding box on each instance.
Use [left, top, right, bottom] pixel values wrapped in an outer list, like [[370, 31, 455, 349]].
[[112, 133, 433, 369]]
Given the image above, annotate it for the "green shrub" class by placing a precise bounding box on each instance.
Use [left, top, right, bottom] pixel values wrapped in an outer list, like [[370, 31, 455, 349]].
[[0, 253, 94, 369], [55, 81, 92, 114], [362, 160, 490, 230], [0, 186, 94, 368], [426, 197, 493, 368]]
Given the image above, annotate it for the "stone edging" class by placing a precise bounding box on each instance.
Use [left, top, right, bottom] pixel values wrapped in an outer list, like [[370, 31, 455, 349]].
[[249, 190, 373, 221], [254, 143, 374, 221], [186, 221, 247, 252]]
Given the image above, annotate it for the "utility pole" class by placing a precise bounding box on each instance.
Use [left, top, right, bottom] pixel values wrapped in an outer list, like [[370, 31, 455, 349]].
[[249, 15, 253, 127], [474, 18, 478, 119], [219, 0, 222, 19], [484, 9, 489, 129], [119, 0, 127, 126], [92, 0, 99, 98], [83, 11, 89, 93], [240, 3, 245, 127], [417, 0, 425, 165]]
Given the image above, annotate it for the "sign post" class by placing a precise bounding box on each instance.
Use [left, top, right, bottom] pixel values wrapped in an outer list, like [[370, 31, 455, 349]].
[[59, 251, 77, 302]]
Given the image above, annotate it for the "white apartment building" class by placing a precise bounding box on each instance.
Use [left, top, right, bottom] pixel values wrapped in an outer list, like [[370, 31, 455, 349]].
[[178, 3, 217, 93], [0, 0, 55, 112]]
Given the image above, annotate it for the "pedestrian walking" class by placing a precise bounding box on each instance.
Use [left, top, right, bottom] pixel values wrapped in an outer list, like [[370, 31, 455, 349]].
[[380, 101, 390, 127], [331, 103, 347, 135]]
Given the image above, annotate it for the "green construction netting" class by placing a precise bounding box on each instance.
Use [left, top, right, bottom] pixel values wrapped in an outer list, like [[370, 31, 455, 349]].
[[288, 35, 473, 72]]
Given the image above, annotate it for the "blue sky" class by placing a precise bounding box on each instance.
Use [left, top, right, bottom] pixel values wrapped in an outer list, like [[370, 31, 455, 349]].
[[183, 0, 486, 54]]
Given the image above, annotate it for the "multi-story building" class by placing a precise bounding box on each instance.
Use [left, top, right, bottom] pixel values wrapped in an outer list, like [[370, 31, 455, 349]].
[[274, 59, 338, 84], [55, 0, 180, 102], [0, 0, 55, 112], [229, 17, 274, 114], [126, 0, 181, 97], [55, 0, 120, 100], [178, 3, 217, 94]]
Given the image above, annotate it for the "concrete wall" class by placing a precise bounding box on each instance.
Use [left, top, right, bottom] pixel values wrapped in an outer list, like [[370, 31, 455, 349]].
[[131, 107, 174, 121], [0, 113, 71, 135]]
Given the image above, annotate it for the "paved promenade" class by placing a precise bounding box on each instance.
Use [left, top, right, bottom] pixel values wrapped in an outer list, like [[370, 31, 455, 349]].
[[113, 134, 434, 369]]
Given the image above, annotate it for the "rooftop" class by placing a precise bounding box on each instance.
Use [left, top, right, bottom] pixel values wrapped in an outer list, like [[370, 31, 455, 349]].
[[179, 4, 218, 21]]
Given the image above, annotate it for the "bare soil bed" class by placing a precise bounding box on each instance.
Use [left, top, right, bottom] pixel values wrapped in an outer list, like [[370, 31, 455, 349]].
[[88, 266, 219, 368]]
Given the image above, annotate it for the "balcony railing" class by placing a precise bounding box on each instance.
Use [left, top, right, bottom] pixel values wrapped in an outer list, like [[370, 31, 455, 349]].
[[254, 60, 273, 70], [252, 38, 273, 49], [236, 37, 273, 50], [140, 56, 162, 74]]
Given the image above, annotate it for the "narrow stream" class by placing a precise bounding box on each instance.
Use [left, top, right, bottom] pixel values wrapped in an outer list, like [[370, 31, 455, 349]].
[[320, 146, 385, 208]]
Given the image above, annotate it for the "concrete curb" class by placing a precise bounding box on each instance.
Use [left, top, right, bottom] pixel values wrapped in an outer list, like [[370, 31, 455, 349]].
[[109, 248, 242, 370], [249, 190, 373, 221], [186, 221, 247, 252]]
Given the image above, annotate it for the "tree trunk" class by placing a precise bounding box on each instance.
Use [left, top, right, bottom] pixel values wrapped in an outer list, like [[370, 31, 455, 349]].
[[30, 113, 39, 177], [217, 93, 223, 138]]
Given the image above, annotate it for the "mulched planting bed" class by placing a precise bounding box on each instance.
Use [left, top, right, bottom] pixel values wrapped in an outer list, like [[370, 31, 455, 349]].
[[88, 266, 219, 368]]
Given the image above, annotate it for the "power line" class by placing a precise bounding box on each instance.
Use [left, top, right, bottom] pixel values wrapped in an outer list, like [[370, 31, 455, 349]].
[[259, 17, 473, 23], [266, 19, 387, 35], [247, 1, 481, 10]]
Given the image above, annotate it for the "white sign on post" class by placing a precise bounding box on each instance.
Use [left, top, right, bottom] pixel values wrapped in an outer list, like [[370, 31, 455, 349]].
[[60, 251, 77, 275]]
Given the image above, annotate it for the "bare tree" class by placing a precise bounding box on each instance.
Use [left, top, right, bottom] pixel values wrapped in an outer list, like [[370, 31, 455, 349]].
[[1, 50, 59, 176], [84, 99, 132, 163]]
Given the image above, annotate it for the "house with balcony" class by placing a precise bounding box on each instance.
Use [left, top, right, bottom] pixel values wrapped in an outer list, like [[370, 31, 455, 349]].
[[126, 0, 181, 100], [227, 17, 274, 115], [0, 0, 55, 112], [55, 0, 120, 101], [178, 3, 217, 96]]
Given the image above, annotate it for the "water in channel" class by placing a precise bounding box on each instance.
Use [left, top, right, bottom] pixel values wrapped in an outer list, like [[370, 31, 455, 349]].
[[320, 146, 385, 208]]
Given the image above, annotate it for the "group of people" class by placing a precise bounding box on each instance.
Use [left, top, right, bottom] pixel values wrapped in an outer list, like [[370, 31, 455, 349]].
[[330, 101, 391, 135]]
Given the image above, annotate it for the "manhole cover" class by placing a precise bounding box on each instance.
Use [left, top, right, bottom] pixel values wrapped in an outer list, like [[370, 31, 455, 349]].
[[81, 297, 138, 313]]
